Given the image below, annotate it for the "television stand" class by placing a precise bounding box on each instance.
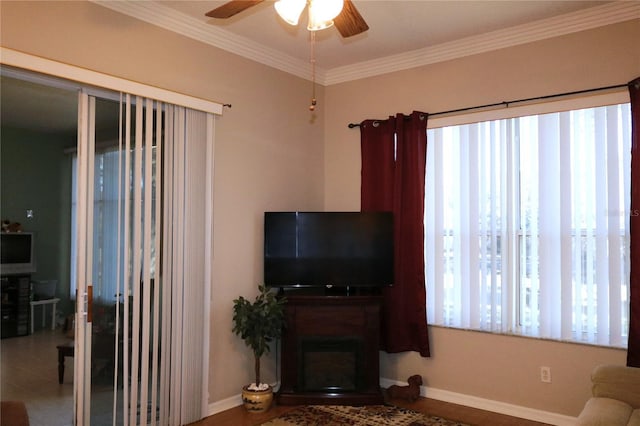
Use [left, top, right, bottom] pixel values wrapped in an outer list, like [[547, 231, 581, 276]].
[[1, 274, 31, 338], [277, 294, 383, 405]]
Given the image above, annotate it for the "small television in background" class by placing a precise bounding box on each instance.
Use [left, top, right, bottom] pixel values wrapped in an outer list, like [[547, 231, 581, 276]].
[[264, 212, 393, 289], [0, 232, 36, 275]]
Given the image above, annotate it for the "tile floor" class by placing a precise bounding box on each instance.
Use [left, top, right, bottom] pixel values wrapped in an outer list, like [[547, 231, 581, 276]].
[[1, 329, 74, 426], [1, 328, 120, 426]]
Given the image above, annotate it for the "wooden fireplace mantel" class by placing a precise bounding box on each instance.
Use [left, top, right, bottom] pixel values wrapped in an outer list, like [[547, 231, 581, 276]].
[[276, 294, 384, 405]]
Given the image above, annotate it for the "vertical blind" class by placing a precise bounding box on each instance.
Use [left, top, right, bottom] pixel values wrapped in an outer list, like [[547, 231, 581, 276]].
[[73, 92, 214, 425], [425, 103, 630, 347], [115, 96, 214, 425]]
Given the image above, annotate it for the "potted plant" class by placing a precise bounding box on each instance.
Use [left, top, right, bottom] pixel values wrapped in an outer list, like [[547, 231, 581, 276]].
[[232, 284, 286, 413]]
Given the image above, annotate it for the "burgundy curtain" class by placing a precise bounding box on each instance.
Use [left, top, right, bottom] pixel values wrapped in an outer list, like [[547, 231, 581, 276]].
[[360, 111, 430, 357], [628, 77, 640, 367]]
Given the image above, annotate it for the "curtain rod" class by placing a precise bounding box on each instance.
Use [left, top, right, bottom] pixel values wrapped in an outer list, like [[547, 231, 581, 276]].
[[347, 83, 629, 128]]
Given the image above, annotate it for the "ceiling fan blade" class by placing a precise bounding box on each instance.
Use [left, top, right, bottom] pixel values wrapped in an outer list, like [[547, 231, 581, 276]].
[[333, 0, 369, 38], [205, 0, 264, 19]]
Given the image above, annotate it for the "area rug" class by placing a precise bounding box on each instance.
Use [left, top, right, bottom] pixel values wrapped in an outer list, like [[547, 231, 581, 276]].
[[260, 405, 470, 426]]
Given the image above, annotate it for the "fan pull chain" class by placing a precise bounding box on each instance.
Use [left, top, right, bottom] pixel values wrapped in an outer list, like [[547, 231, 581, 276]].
[[309, 31, 317, 111]]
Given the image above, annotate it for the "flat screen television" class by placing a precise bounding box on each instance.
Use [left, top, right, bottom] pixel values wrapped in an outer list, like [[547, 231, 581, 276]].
[[0, 232, 36, 275], [264, 212, 393, 288]]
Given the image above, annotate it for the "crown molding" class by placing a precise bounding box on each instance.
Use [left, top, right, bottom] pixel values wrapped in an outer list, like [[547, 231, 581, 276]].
[[325, 1, 640, 85], [92, 1, 639, 87]]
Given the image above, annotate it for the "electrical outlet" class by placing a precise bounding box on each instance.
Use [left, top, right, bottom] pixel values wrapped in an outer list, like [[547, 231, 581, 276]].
[[540, 366, 552, 383]]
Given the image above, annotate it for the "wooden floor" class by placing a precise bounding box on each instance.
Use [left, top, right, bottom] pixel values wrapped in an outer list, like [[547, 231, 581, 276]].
[[192, 393, 552, 426]]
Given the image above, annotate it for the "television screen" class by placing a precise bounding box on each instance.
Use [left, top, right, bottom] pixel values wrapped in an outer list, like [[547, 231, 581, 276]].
[[0, 232, 36, 275], [264, 212, 393, 288]]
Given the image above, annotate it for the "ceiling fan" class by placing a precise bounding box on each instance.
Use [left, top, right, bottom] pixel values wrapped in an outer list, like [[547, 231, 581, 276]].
[[205, 0, 369, 38]]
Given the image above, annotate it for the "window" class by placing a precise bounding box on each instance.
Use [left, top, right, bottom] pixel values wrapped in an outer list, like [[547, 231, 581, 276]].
[[425, 102, 631, 347], [70, 146, 158, 304], [71, 149, 124, 304]]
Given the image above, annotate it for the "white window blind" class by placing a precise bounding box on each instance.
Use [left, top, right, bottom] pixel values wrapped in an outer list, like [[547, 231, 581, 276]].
[[116, 97, 213, 425], [425, 103, 630, 347], [72, 93, 214, 425]]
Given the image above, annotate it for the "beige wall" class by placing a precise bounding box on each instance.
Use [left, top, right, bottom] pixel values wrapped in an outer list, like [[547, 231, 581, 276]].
[[2, 0, 639, 418], [324, 19, 639, 416], [1, 0, 325, 403]]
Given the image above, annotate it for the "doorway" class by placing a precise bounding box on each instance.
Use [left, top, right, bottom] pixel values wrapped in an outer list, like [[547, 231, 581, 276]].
[[1, 61, 217, 424], [0, 72, 122, 425]]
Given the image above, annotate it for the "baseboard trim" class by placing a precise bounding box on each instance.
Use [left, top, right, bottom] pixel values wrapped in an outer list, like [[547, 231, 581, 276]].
[[208, 394, 242, 416], [380, 378, 577, 426], [208, 379, 577, 425]]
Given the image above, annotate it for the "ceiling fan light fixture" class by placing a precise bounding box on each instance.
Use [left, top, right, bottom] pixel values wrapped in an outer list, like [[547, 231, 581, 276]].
[[308, 0, 343, 26], [206, 0, 368, 37], [307, 0, 344, 31], [307, 14, 334, 32], [274, 0, 306, 25]]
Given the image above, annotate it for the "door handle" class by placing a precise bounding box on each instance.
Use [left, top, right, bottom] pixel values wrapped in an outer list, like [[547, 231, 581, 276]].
[[87, 285, 93, 323]]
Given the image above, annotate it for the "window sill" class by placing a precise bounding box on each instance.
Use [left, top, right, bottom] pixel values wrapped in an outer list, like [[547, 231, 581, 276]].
[[427, 323, 628, 351]]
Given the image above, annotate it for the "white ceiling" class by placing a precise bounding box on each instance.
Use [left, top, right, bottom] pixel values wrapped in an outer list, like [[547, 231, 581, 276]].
[[159, 0, 609, 69], [2, 0, 639, 134]]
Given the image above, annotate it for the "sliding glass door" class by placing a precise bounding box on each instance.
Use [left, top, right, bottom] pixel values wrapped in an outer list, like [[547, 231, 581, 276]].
[[2, 61, 217, 426], [74, 91, 130, 425], [74, 89, 214, 425], [73, 90, 94, 425]]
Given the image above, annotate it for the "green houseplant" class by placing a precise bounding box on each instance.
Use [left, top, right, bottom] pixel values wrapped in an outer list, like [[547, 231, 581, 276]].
[[232, 284, 286, 412]]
